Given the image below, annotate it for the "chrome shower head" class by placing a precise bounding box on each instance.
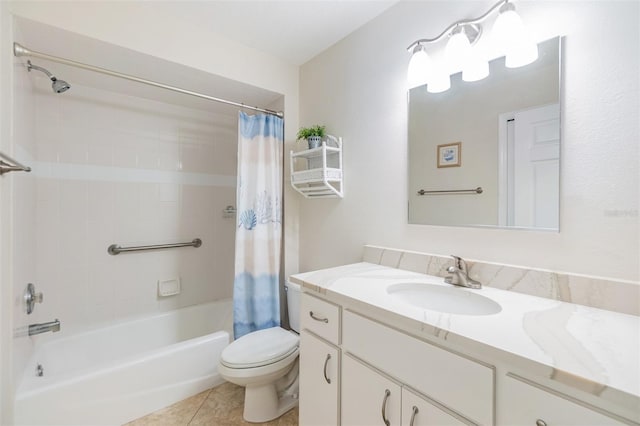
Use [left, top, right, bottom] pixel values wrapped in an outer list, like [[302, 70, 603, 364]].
[[27, 60, 71, 94], [51, 78, 71, 93]]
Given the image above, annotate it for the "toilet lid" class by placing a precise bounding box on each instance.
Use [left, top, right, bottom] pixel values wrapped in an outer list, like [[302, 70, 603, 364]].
[[221, 327, 299, 369]]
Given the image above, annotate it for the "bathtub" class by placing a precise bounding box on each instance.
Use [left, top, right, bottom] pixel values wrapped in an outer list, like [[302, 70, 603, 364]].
[[14, 299, 233, 425]]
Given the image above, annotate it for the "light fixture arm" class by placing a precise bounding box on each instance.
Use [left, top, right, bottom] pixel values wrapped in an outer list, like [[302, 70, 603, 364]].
[[406, 0, 509, 51]]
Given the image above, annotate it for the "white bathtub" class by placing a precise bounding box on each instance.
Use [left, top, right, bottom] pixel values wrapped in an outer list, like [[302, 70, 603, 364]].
[[15, 299, 233, 425]]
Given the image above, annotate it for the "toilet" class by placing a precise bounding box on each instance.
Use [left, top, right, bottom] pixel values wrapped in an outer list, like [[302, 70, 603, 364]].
[[218, 281, 301, 423]]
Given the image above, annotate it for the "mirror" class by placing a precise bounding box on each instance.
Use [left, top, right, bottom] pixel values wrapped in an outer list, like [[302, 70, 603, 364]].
[[408, 37, 561, 230]]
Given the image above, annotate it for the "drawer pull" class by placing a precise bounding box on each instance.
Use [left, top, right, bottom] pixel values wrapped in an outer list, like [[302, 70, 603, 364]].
[[381, 389, 391, 426], [409, 406, 419, 426], [323, 353, 331, 384], [535, 420, 547, 426], [309, 311, 329, 323]]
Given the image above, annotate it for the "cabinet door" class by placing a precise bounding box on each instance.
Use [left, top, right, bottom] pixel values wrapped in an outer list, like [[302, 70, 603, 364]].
[[402, 388, 467, 426], [300, 330, 340, 426], [500, 375, 625, 426], [342, 354, 401, 426]]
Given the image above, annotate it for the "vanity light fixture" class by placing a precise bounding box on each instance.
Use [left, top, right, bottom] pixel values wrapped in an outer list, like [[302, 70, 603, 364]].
[[407, 0, 537, 91]]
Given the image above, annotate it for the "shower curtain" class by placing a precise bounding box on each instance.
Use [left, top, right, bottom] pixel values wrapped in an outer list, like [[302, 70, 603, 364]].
[[233, 112, 284, 339]]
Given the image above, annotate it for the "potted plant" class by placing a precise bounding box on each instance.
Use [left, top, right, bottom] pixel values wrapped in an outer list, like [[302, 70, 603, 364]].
[[297, 125, 326, 149]]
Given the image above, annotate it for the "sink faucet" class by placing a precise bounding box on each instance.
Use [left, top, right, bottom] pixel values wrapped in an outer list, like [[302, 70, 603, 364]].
[[445, 256, 481, 289], [28, 319, 61, 336]]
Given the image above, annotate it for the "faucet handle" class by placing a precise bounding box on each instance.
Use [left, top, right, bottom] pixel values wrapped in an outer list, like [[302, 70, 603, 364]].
[[450, 255, 466, 271], [24, 283, 43, 315]]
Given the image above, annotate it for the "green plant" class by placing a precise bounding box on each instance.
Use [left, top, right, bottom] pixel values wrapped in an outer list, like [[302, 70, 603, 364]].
[[297, 125, 326, 140]]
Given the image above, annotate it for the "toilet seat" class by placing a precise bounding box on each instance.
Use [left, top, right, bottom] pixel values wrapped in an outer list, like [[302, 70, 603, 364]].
[[221, 327, 299, 369]]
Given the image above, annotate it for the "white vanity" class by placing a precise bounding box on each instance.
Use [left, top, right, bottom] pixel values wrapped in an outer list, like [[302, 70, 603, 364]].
[[292, 262, 640, 426]]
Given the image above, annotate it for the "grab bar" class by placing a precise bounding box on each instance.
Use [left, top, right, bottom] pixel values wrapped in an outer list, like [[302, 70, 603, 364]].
[[417, 187, 483, 195], [0, 151, 31, 175], [108, 238, 202, 255]]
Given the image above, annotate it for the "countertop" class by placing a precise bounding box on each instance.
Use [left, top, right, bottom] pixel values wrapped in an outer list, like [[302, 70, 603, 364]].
[[290, 262, 640, 414]]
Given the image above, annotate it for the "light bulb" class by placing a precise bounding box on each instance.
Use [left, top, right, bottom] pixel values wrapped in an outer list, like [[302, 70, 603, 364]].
[[407, 45, 433, 89], [493, 5, 526, 54], [446, 28, 472, 74], [462, 47, 489, 82], [427, 62, 450, 93], [505, 36, 538, 68]]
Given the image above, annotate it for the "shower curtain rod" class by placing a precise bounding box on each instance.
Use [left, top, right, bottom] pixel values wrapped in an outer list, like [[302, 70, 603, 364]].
[[13, 43, 284, 118]]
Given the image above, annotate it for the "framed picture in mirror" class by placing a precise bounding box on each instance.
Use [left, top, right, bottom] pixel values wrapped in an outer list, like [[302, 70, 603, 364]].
[[437, 142, 461, 168]]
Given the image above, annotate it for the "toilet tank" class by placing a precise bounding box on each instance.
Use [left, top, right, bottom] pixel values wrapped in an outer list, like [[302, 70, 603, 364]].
[[285, 281, 301, 333]]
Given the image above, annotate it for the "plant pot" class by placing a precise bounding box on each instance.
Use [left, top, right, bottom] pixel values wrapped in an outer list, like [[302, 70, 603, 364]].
[[307, 136, 322, 149]]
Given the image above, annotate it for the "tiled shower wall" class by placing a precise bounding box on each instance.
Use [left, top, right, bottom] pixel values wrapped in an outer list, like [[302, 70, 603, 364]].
[[28, 78, 237, 335]]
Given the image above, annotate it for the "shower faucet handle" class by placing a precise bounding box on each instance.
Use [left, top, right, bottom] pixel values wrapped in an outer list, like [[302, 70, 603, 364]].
[[24, 283, 44, 315]]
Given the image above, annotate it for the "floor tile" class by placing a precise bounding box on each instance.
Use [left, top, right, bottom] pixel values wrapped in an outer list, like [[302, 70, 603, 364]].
[[125, 382, 298, 426]]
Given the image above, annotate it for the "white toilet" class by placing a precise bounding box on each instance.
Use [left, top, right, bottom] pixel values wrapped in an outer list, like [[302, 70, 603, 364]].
[[218, 281, 301, 423]]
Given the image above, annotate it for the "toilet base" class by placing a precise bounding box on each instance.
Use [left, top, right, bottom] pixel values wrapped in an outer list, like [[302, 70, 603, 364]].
[[243, 383, 298, 423]]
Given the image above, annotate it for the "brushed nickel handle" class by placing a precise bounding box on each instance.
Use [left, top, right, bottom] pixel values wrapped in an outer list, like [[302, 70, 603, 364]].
[[323, 354, 331, 384], [535, 420, 547, 426], [24, 283, 44, 315], [381, 389, 391, 426], [409, 405, 419, 426], [309, 311, 329, 323]]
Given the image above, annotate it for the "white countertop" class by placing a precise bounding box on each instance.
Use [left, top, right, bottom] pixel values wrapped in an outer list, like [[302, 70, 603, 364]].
[[291, 262, 640, 408]]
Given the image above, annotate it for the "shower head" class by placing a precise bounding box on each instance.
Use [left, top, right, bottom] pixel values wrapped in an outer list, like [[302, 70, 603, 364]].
[[27, 60, 71, 93]]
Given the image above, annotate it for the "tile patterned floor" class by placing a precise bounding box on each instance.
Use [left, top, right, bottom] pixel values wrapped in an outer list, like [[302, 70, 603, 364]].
[[124, 382, 298, 425]]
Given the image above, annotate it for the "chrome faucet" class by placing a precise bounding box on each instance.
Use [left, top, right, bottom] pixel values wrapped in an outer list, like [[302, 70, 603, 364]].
[[28, 319, 61, 336], [445, 256, 482, 289]]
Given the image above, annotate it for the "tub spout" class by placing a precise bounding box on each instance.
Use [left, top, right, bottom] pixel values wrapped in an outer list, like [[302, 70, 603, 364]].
[[28, 319, 60, 336]]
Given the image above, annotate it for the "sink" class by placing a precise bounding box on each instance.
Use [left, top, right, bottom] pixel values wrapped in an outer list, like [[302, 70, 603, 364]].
[[386, 283, 501, 315]]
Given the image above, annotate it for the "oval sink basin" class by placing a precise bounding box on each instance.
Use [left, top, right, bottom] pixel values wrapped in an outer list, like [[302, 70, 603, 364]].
[[386, 283, 501, 316]]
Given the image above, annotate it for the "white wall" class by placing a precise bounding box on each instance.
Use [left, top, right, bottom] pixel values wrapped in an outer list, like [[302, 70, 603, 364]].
[[299, 1, 639, 282]]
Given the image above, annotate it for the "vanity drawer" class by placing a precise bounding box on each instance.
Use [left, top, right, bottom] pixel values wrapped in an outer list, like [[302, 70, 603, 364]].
[[301, 293, 340, 345], [499, 374, 626, 426], [343, 310, 494, 425]]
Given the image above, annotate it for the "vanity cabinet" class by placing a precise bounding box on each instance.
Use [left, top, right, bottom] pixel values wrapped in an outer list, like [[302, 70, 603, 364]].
[[342, 310, 494, 425], [342, 354, 401, 425], [299, 293, 342, 425], [343, 354, 466, 426], [499, 375, 627, 426], [300, 331, 340, 426], [297, 279, 637, 426]]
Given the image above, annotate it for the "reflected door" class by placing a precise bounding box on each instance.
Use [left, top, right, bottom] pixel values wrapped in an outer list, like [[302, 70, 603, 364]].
[[500, 104, 560, 229], [513, 103, 560, 229]]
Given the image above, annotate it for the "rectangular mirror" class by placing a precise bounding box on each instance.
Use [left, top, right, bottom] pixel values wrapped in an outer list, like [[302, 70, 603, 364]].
[[408, 37, 561, 230]]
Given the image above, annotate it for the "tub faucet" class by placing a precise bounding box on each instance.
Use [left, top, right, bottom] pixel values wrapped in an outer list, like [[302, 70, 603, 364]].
[[28, 319, 61, 336], [445, 256, 482, 289]]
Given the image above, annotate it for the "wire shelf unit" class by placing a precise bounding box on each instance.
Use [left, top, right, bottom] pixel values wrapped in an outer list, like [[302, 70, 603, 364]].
[[290, 136, 343, 198]]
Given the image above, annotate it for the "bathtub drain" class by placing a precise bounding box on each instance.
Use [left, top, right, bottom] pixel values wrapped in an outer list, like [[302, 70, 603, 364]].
[[36, 364, 43, 377]]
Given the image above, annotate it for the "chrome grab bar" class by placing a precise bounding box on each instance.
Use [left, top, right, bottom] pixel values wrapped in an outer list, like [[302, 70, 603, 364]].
[[0, 151, 31, 175], [108, 238, 202, 255], [417, 187, 483, 195]]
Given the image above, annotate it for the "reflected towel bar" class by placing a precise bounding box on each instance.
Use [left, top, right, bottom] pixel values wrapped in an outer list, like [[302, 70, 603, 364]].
[[0, 151, 31, 175], [417, 187, 483, 195], [108, 239, 202, 255]]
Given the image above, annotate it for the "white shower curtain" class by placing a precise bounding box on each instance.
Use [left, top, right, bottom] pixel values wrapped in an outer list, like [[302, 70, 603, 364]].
[[233, 112, 283, 339]]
